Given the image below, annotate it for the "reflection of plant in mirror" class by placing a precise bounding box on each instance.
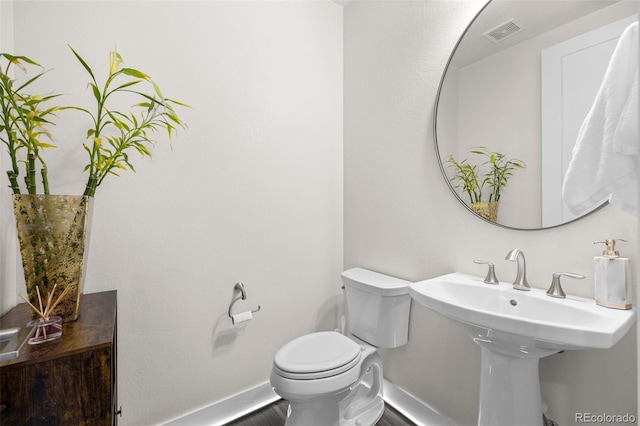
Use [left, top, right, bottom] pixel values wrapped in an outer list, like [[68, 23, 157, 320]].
[[444, 155, 483, 204], [445, 147, 525, 204], [471, 147, 525, 202]]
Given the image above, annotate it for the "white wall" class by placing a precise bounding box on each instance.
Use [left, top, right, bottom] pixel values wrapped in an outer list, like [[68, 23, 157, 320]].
[[0, 0, 18, 317], [7, 1, 343, 424], [345, 1, 637, 425]]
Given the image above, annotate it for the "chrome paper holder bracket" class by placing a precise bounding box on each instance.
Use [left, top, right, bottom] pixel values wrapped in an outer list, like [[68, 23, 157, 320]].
[[228, 282, 261, 318]]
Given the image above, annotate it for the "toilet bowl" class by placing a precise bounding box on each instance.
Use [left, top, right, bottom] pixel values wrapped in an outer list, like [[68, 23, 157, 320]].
[[270, 268, 411, 426], [270, 331, 383, 426]]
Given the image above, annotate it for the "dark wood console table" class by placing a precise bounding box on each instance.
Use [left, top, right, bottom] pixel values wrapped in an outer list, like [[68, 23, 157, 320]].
[[0, 290, 118, 425]]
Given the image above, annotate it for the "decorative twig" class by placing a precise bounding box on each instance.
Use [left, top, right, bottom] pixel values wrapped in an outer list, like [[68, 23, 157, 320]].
[[18, 293, 47, 320], [36, 286, 44, 315], [45, 284, 57, 316], [19, 284, 71, 320], [44, 286, 71, 318]]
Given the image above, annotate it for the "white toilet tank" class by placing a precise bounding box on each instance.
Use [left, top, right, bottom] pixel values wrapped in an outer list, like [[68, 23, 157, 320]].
[[342, 268, 411, 348]]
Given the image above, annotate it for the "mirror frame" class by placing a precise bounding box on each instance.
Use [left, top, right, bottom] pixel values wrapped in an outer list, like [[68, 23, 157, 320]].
[[433, 0, 608, 231]]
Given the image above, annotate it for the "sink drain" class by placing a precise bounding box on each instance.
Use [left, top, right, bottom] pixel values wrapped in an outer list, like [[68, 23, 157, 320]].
[[510, 299, 518, 306]]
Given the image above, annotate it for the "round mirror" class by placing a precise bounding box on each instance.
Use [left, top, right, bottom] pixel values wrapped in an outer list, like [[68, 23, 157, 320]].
[[435, 0, 638, 229]]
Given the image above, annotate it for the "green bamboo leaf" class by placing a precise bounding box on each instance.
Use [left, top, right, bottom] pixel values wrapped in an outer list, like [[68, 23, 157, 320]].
[[118, 118, 131, 132], [110, 110, 129, 120], [152, 81, 163, 99], [68, 45, 96, 82], [165, 98, 191, 108], [166, 113, 182, 126], [39, 106, 61, 116], [109, 80, 142, 93], [3, 54, 40, 68], [109, 50, 123, 75], [131, 91, 162, 105], [15, 71, 48, 93], [36, 142, 56, 148], [133, 142, 151, 156], [63, 105, 91, 115], [90, 83, 102, 103], [165, 124, 175, 140], [120, 67, 149, 80]]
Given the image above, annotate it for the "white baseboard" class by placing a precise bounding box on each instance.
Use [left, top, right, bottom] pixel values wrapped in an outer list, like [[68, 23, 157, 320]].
[[382, 380, 456, 426], [162, 382, 281, 426], [164, 379, 456, 426]]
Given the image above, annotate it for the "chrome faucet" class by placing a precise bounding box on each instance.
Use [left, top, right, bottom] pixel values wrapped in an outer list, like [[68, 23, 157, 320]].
[[505, 248, 531, 291]]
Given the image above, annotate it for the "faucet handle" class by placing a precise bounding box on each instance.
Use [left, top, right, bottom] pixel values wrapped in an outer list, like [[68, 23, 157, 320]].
[[546, 272, 586, 298], [473, 260, 499, 285]]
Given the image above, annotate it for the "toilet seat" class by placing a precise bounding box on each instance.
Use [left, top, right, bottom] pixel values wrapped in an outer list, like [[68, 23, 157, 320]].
[[274, 332, 362, 380]]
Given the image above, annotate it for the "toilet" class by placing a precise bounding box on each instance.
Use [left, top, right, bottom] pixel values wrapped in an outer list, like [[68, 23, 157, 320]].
[[270, 267, 411, 426]]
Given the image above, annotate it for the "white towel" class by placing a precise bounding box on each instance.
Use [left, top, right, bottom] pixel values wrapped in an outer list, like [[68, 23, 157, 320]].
[[563, 21, 639, 216]]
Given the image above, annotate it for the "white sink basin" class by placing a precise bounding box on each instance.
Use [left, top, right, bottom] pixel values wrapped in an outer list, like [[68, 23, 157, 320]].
[[410, 272, 636, 350], [410, 272, 637, 426]]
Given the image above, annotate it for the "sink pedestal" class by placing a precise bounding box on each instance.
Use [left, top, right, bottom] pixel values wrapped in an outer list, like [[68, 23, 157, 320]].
[[473, 332, 560, 426], [411, 273, 637, 426]]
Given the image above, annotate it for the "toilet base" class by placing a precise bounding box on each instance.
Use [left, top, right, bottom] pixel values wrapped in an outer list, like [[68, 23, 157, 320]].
[[282, 351, 384, 426], [339, 390, 384, 426], [284, 392, 384, 426], [284, 390, 346, 426]]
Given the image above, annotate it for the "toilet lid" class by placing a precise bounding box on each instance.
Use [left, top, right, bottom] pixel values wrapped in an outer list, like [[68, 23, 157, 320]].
[[274, 331, 362, 380]]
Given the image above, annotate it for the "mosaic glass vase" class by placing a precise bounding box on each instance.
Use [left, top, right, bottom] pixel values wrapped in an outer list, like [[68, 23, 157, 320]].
[[471, 201, 499, 223], [12, 194, 93, 322]]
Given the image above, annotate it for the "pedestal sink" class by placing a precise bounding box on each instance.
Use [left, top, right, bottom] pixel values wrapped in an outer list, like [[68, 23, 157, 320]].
[[410, 272, 637, 426]]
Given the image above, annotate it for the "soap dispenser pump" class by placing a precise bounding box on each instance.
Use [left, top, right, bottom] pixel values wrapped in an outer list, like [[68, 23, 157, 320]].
[[594, 239, 632, 310]]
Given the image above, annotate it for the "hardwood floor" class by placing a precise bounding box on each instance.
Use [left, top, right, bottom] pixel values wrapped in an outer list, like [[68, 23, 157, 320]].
[[226, 398, 416, 426]]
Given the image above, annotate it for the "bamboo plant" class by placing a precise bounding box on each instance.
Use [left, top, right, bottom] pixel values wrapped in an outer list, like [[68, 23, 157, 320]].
[[471, 146, 525, 202], [445, 147, 525, 204], [0, 47, 188, 197], [0, 54, 62, 195], [444, 155, 484, 204]]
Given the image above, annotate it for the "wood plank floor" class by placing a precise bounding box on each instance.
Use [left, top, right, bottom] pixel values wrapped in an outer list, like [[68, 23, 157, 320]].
[[226, 398, 417, 426]]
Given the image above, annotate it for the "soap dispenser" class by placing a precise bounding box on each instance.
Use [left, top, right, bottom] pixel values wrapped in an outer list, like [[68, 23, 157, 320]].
[[594, 239, 632, 310]]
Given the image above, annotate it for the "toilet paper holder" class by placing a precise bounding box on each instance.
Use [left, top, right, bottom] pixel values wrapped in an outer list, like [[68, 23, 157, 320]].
[[228, 282, 261, 319]]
